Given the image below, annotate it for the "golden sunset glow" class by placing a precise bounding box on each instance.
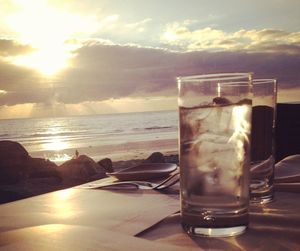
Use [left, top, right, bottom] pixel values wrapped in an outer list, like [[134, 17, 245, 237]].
[[51, 189, 76, 219], [43, 137, 69, 151], [47, 153, 71, 163], [5, 0, 97, 76], [0, 0, 298, 119], [55, 189, 75, 200], [11, 48, 69, 76]]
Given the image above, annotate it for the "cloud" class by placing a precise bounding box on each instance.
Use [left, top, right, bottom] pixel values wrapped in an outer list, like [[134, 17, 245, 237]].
[[124, 18, 152, 33], [160, 21, 300, 54], [53, 41, 300, 104], [0, 38, 33, 56], [0, 40, 299, 108], [92, 15, 153, 44], [0, 56, 54, 106], [98, 15, 152, 33], [55, 42, 177, 104]]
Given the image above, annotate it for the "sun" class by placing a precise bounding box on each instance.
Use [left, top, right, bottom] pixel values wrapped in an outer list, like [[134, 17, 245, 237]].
[[6, 0, 97, 76], [12, 46, 70, 76]]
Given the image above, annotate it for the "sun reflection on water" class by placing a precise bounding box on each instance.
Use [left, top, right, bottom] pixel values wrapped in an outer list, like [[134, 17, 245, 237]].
[[41, 120, 73, 163], [47, 153, 72, 163], [43, 137, 69, 151]]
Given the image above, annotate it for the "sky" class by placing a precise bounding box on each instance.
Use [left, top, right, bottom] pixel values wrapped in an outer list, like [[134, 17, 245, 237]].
[[0, 0, 299, 119]]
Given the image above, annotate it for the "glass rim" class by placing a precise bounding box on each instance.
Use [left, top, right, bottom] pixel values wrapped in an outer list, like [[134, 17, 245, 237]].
[[177, 72, 253, 82], [253, 78, 277, 85], [217, 81, 253, 87]]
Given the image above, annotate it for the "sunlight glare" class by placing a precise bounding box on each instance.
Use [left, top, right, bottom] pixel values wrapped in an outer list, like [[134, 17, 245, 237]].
[[229, 104, 251, 164], [47, 153, 72, 163], [6, 0, 98, 76], [55, 189, 74, 200], [51, 189, 76, 219], [12, 47, 69, 76], [43, 137, 69, 151], [162, 30, 178, 42]]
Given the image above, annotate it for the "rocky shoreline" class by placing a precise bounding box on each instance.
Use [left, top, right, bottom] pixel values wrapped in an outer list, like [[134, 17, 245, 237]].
[[0, 140, 178, 204]]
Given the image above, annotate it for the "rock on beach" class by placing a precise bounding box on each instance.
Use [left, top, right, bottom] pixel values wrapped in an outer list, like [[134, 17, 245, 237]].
[[0, 140, 30, 184], [0, 141, 107, 203], [0, 140, 178, 204], [59, 155, 107, 186]]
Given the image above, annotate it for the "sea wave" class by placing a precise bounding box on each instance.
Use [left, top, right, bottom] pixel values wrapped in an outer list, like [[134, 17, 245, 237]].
[[0, 129, 126, 141], [28, 131, 86, 138], [145, 126, 174, 130], [133, 126, 175, 131], [0, 110, 178, 156]]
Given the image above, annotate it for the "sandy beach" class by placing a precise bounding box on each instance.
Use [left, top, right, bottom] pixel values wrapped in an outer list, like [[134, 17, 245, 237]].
[[30, 138, 179, 165]]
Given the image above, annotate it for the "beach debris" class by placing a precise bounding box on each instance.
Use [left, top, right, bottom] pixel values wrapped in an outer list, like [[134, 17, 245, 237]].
[[98, 158, 114, 173]]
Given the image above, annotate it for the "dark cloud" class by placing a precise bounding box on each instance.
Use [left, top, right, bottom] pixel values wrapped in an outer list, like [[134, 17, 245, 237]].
[[248, 43, 300, 55], [56, 44, 179, 103], [0, 41, 299, 106], [0, 60, 55, 105], [0, 39, 33, 56]]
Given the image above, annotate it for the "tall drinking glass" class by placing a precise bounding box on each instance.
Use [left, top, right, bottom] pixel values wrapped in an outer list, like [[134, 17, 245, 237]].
[[178, 73, 253, 237], [250, 79, 277, 204]]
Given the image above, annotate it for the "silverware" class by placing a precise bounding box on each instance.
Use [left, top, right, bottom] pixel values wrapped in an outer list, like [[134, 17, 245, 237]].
[[81, 172, 180, 190]]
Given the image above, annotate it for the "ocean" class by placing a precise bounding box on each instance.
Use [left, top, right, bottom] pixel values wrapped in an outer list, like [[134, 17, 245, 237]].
[[0, 110, 178, 164]]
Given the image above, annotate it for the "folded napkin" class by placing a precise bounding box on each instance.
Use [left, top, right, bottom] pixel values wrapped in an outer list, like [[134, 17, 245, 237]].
[[274, 154, 300, 192], [275, 155, 300, 182]]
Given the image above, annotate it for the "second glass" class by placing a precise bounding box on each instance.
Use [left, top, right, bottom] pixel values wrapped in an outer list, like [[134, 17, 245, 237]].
[[250, 79, 277, 204]]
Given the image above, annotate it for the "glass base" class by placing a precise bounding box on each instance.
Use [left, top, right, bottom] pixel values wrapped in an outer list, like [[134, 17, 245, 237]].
[[250, 157, 274, 205], [250, 184, 274, 204], [182, 223, 247, 237], [250, 193, 274, 204]]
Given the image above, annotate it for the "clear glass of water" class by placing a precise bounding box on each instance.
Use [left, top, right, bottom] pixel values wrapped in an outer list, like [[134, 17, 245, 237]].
[[250, 79, 277, 204], [178, 73, 253, 237]]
